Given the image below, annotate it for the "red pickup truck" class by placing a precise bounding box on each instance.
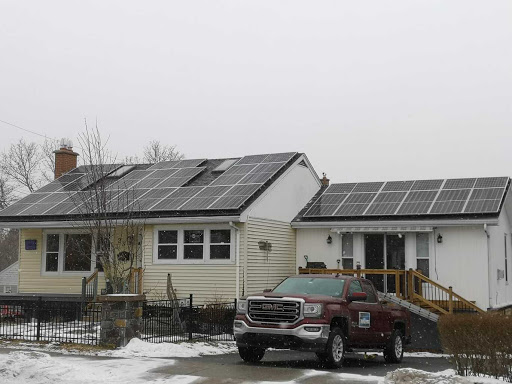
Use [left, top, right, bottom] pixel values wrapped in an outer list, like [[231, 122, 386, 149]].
[[234, 274, 411, 368]]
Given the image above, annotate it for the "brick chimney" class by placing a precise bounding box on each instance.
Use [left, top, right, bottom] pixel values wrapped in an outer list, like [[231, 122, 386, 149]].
[[54, 138, 79, 179], [321, 173, 330, 186]]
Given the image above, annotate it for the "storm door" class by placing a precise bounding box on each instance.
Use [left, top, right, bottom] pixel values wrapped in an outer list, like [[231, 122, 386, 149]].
[[364, 234, 405, 294]]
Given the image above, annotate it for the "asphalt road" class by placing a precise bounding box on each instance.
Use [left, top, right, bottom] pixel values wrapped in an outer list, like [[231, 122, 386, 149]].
[[153, 350, 454, 383]]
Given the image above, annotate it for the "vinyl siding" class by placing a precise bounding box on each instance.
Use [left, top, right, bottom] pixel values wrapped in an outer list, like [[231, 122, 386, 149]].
[[245, 217, 296, 295], [142, 224, 243, 304], [18, 228, 103, 294]]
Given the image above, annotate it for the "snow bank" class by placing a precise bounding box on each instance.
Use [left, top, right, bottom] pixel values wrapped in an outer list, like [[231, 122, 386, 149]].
[[107, 338, 238, 358], [384, 368, 507, 384], [0, 351, 169, 384]]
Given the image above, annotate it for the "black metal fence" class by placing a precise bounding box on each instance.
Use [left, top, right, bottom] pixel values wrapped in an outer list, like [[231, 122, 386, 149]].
[[142, 295, 236, 343], [0, 298, 101, 345]]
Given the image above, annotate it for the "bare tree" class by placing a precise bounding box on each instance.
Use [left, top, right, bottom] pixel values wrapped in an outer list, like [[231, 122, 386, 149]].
[[143, 140, 183, 164], [0, 174, 16, 210], [1, 138, 43, 193], [72, 124, 145, 293], [40, 138, 59, 183]]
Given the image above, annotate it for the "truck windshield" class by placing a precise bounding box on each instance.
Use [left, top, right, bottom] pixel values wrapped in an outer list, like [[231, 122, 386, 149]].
[[272, 277, 345, 297]]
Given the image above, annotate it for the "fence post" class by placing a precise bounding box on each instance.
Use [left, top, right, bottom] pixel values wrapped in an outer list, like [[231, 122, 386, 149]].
[[448, 286, 454, 314], [36, 297, 42, 341], [81, 277, 86, 302], [188, 294, 193, 341]]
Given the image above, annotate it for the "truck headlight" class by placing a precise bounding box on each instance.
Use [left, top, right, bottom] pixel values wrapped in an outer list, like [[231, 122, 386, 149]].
[[304, 303, 323, 317], [237, 300, 247, 314]]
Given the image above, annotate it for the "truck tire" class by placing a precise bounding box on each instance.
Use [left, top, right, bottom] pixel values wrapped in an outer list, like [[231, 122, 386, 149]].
[[325, 327, 345, 368], [383, 329, 404, 363], [238, 346, 265, 363]]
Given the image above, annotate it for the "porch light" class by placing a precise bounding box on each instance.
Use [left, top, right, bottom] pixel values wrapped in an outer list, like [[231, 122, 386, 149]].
[[326, 235, 332, 244], [437, 234, 443, 243]]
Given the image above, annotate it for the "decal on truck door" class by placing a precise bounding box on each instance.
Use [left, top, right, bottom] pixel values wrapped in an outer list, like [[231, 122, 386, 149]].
[[359, 312, 371, 328]]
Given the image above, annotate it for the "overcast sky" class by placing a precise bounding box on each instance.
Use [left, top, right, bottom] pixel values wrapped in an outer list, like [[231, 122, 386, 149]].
[[1, 1, 511, 183]]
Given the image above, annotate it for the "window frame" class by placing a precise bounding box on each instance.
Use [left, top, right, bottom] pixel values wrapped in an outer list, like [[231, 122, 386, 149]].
[[41, 229, 96, 276], [153, 225, 235, 265], [415, 232, 431, 278]]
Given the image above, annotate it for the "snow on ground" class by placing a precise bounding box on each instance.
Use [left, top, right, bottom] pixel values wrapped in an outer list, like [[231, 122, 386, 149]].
[[0, 349, 508, 384], [106, 338, 238, 358]]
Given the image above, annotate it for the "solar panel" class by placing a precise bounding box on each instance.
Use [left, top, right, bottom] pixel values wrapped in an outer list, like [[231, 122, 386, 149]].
[[209, 195, 250, 210], [443, 178, 476, 189], [210, 174, 246, 186], [263, 152, 296, 163], [475, 177, 508, 188], [382, 181, 414, 192], [352, 182, 384, 193], [236, 154, 270, 165], [179, 196, 220, 210], [302, 176, 510, 218], [195, 186, 231, 198], [411, 179, 444, 190], [366, 203, 401, 215], [152, 197, 192, 211], [238, 172, 274, 184], [223, 164, 258, 175]]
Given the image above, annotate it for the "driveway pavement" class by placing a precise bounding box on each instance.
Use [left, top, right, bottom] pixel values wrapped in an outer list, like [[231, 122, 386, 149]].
[[0, 346, 454, 384]]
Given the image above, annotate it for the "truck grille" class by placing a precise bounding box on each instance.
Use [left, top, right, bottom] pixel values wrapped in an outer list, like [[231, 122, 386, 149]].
[[248, 299, 301, 324]]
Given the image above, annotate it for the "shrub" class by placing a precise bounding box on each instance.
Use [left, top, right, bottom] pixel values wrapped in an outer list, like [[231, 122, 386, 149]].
[[438, 313, 512, 381]]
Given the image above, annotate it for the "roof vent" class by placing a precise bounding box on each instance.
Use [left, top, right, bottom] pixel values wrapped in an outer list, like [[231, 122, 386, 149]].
[[213, 159, 238, 173]]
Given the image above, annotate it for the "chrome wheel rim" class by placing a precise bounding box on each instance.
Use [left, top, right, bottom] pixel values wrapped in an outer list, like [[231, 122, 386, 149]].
[[395, 336, 403, 357], [332, 335, 344, 362]]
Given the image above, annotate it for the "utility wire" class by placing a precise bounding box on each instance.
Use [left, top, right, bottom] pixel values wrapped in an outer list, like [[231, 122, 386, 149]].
[[0, 119, 55, 140]]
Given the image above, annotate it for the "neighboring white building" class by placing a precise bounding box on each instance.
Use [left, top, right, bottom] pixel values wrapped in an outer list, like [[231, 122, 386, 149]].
[[0, 261, 19, 294], [292, 177, 512, 311]]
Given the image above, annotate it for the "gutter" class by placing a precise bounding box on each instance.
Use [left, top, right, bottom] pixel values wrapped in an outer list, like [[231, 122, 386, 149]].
[[484, 224, 493, 308], [229, 221, 240, 300], [0, 216, 241, 229], [291, 218, 500, 229]]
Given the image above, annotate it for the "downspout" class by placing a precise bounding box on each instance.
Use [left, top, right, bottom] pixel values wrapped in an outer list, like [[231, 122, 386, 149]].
[[484, 224, 492, 309], [229, 222, 240, 299]]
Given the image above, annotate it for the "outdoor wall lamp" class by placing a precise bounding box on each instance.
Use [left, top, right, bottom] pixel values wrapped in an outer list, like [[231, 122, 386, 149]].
[[437, 234, 443, 243], [326, 235, 332, 244]]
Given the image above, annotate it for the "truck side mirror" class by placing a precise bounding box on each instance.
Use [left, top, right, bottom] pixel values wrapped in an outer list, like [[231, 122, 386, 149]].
[[347, 292, 367, 302]]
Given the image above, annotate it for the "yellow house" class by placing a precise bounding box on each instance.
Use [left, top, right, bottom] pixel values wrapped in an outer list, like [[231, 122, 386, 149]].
[[0, 148, 320, 303]]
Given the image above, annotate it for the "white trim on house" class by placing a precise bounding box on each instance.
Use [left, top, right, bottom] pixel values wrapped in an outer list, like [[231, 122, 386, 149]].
[[152, 224, 236, 265], [292, 218, 500, 229], [41, 229, 96, 276], [1, 216, 241, 229], [329, 226, 433, 233]]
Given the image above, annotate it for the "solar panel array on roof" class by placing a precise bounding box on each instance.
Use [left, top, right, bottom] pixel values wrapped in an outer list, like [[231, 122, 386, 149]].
[[1, 152, 298, 216], [304, 177, 509, 217]]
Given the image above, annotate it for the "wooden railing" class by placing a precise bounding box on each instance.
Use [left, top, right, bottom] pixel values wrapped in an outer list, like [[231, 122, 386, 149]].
[[408, 268, 484, 314], [298, 267, 484, 315], [81, 269, 99, 302], [129, 267, 144, 295]]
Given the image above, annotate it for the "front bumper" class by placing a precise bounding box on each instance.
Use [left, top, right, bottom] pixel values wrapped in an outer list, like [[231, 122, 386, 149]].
[[233, 320, 330, 352]]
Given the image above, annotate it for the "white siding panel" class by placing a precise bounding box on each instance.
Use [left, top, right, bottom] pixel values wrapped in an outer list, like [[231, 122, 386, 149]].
[[245, 217, 296, 295]]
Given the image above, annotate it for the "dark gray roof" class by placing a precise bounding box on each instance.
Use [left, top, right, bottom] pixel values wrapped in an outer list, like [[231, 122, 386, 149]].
[[294, 177, 511, 223], [0, 152, 301, 222]]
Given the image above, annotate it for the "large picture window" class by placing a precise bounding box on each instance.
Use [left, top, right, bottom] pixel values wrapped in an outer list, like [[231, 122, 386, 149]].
[[43, 232, 94, 274], [154, 227, 234, 264]]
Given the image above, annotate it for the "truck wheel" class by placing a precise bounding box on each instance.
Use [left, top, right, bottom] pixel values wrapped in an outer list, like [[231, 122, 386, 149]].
[[383, 329, 404, 363], [238, 346, 265, 363], [325, 328, 345, 368]]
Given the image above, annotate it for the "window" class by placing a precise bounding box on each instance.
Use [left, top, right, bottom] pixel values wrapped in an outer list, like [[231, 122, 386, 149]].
[[416, 233, 430, 278], [348, 280, 363, 296], [341, 234, 354, 269], [45, 234, 60, 272], [158, 230, 178, 260], [184, 230, 204, 260], [64, 234, 92, 272], [505, 234, 509, 283], [210, 230, 231, 260], [154, 227, 234, 264], [43, 232, 94, 274], [361, 280, 378, 303]]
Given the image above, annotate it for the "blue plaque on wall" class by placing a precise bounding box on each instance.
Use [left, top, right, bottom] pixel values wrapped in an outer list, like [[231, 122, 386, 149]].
[[25, 239, 37, 250]]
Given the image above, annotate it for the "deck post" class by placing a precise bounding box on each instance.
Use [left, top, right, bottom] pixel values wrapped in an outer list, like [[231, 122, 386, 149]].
[[407, 269, 414, 301], [395, 270, 401, 298], [448, 286, 454, 314]]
